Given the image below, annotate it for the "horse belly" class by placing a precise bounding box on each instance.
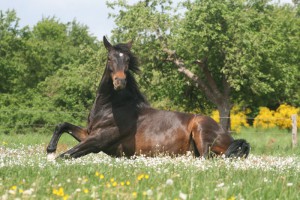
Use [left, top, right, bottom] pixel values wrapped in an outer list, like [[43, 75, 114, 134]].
[[134, 126, 191, 156]]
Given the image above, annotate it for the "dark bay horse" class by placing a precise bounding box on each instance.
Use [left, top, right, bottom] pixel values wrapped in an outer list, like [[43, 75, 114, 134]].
[[46, 36, 250, 159]]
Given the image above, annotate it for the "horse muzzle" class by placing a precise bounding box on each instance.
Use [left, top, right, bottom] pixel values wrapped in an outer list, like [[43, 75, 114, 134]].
[[113, 78, 127, 90]]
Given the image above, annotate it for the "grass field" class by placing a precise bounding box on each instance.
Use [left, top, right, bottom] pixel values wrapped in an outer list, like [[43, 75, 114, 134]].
[[0, 128, 299, 200]]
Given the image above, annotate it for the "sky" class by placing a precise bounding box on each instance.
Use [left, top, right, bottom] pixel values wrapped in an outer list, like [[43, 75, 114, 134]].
[[0, 0, 294, 41], [0, 0, 114, 40]]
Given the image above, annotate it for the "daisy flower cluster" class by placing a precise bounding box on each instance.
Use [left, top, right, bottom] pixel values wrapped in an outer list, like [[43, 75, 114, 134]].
[[0, 144, 299, 199]]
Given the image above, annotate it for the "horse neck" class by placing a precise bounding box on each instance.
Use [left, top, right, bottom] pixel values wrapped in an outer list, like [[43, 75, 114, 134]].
[[88, 72, 111, 117], [90, 70, 149, 117], [93, 76, 113, 106]]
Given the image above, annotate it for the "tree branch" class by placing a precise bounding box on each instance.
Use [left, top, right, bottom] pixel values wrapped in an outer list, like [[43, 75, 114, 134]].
[[194, 59, 223, 102], [163, 48, 218, 104]]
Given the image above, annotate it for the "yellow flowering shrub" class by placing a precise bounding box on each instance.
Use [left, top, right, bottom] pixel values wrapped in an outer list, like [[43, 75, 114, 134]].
[[211, 110, 220, 123], [274, 104, 300, 129], [253, 107, 276, 129], [211, 105, 250, 133], [254, 104, 299, 129]]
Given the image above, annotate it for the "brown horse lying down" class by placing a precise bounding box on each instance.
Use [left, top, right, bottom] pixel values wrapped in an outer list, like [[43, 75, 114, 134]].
[[47, 37, 250, 159]]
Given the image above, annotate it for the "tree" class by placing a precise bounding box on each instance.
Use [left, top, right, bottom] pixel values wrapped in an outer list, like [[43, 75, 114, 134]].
[[0, 10, 103, 134], [107, 0, 300, 131], [38, 44, 105, 113], [0, 10, 29, 93]]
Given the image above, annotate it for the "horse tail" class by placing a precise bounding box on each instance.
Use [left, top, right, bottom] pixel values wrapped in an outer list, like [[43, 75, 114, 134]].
[[225, 139, 250, 158]]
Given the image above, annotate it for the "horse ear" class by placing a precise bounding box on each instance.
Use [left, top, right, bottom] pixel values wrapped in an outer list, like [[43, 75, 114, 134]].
[[127, 40, 133, 49], [103, 36, 112, 50]]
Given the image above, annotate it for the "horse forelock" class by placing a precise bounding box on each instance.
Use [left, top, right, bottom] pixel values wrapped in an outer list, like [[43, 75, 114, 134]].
[[113, 43, 139, 74]]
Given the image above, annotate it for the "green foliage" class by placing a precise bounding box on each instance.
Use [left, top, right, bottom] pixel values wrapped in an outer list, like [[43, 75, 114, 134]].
[[107, 0, 300, 112], [0, 10, 104, 134], [173, 0, 300, 107], [0, 91, 85, 135], [38, 45, 106, 111], [0, 10, 30, 93], [107, 0, 211, 113], [1, 2, 300, 134]]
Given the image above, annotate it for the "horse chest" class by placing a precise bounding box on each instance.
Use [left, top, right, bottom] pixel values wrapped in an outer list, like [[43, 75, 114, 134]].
[[112, 105, 138, 133]]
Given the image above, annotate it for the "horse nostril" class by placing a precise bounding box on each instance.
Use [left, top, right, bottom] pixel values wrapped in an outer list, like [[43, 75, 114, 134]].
[[113, 77, 127, 90], [121, 79, 127, 85]]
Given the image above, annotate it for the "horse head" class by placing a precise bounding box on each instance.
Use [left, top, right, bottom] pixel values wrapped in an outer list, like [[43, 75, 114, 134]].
[[103, 36, 133, 91]]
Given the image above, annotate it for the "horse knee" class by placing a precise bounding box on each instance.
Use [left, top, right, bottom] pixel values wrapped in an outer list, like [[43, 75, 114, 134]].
[[55, 122, 68, 133]]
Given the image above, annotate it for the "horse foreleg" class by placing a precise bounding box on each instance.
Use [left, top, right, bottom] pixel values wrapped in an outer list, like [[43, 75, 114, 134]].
[[58, 141, 95, 159], [46, 122, 88, 154], [57, 131, 121, 159]]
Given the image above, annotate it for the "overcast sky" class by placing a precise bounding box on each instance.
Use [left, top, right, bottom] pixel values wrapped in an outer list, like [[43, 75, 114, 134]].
[[0, 0, 293, 40]]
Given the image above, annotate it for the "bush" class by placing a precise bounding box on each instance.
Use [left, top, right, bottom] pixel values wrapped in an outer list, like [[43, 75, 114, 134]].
[[0, 92, 87, 134], [274, 104, 300, 129], [253, 107, 276, 129], [254, 104, 299, 129]]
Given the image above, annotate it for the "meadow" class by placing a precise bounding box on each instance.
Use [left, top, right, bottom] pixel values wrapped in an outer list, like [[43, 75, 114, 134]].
[[0, 128, 299, 200]]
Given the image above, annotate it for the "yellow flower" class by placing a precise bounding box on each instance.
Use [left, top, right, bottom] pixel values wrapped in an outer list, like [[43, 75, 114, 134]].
[[137, 174, 144, 181], [253, 107, 276, 129], [99, 174, 104, 179], [10, 186, 17, 190], [19, 189, 24, 193], [126, 181, 130, 186], [83, 188, 89, 194], [53, 189, 57, 195], [95, 171, 100, 177], [120, 182, 125, 186], [145, 174, 149, 179], [112, 182, 118, 187], [132, 192, 137, 198], [53, 187, 65, 197], [63, 195, 69, 200], [110, 178, 115, 182], [106, 183, 111, 188], [227, 196, 235, 200], [58, 187, 64, 196]]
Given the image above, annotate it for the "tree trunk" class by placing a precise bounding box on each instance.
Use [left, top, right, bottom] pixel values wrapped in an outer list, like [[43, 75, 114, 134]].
[[163, 48, 232, 132], [217, 103, 231, 132]]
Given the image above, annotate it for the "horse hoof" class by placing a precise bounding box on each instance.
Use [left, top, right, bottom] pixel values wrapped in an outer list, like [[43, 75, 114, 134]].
[[46, 146, 56, 153]]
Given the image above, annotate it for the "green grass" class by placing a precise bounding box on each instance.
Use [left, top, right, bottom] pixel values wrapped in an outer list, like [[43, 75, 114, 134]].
[[235, 127, 300, 155], [0, 128, 299, 200]]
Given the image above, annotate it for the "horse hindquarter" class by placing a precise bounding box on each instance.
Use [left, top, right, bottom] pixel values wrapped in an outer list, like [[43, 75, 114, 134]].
[[190, 115, 234, 157]]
